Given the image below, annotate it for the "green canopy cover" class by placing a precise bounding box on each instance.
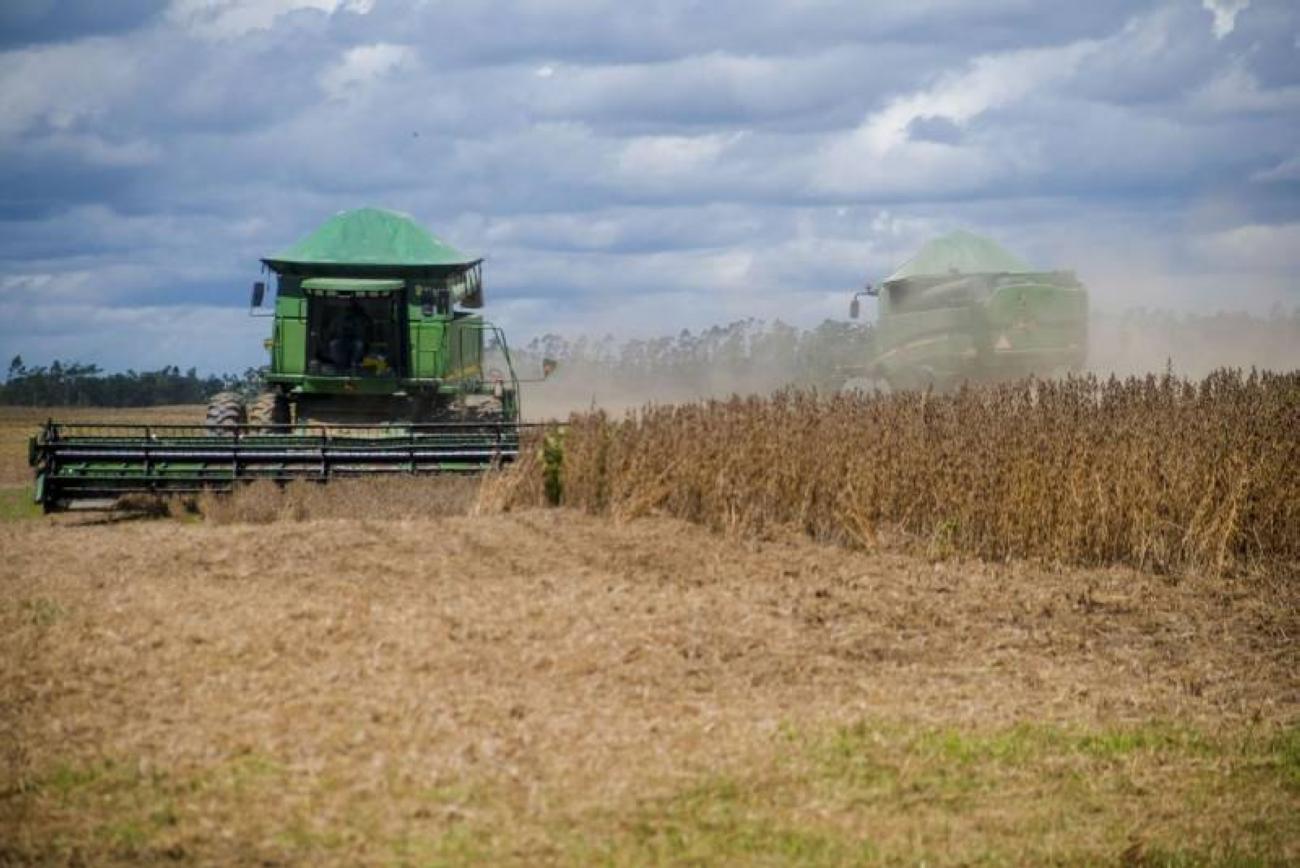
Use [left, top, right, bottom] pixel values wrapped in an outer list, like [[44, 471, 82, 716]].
[[263, 208, 479, 274], [885, 230, 1032, 283]]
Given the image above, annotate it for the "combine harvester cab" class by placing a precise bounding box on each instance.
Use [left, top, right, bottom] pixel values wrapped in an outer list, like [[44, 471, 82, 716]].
[[30, 208, 533, 512], [849, 230, 1088, 391]]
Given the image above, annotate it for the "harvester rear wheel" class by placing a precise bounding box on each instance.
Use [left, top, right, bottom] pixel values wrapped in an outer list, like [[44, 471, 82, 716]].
[[247, 391, 290, 431], [205, 391, 247, 436]]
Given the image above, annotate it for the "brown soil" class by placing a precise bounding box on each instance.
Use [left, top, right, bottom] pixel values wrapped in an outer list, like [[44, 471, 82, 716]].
[[2, 510, 1297, 863]]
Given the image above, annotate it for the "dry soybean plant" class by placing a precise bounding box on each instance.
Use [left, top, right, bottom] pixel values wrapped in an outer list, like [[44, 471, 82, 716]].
[[500, 369, 1299, 574]]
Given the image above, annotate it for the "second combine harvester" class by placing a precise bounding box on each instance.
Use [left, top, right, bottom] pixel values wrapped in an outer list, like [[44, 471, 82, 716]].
[[849, 231, 1088, 391], [30, 208, 535, 511]]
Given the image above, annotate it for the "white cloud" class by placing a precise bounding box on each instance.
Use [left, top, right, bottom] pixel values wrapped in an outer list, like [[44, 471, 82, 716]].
[[617, 132, 743, 180], [523, 46, 892, 129], [1201, 0, 1250, 40], [0, 39, 141, 144], [854, 41, 1097, 155], [166, 0, 375, 38], [0, 272, 93, 306], [812, 39, 1098, 194], [1252, 154, 1300, 182], [1192, 61, 1300, 114], [40, 132, 161, 166], [319, 43, 415, 98]]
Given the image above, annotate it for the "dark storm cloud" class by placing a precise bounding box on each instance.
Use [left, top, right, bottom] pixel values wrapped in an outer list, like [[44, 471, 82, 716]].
[[0, 0, 166, 47], [353, 0, 1145, 68], [0, 0, 1297, 372]]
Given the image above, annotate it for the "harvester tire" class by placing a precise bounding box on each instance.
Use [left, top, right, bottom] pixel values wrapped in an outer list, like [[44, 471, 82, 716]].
[[247, 391, 290, 431], [205, 391, 247, 436]]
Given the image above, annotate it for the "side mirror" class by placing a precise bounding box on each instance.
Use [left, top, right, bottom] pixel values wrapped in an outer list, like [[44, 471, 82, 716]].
[[865, 282, 879, 297], [251, 281, 266, 308], [849, 298, 860, 319]]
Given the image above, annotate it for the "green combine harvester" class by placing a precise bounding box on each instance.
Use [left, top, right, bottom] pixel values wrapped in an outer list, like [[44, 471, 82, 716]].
[[30, 208, 537, 512], [849, 230, 1088, 391]]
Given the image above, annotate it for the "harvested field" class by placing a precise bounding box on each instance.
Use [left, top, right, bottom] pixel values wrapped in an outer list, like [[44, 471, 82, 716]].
[[193, 477, 484, 524], [502, 370, 1300, 575], [2, 386, 1298, 865], [2, 510, 1298, 865], [0, 406, 205, 486]]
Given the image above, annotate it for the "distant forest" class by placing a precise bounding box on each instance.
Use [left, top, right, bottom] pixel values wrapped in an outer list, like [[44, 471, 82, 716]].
[[1, 357, 256, 407], [517, 318, 872, 393]]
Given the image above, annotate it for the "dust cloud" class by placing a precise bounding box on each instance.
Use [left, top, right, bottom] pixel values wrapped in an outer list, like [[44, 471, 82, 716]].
[[522, 362, 803, 422], [1086, 309, 1300, 379], [512, 304, 1300, 421]]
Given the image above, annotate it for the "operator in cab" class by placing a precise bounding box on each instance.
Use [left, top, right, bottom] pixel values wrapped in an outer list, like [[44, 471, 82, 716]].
[[329, 299, 370, 374]]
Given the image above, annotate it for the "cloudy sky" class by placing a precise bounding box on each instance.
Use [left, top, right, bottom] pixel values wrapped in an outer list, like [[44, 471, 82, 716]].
[[1, 0, 1297, 373]]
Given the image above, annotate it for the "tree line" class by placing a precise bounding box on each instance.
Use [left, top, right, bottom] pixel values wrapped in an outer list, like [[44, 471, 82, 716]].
[[1, 357, 257, 407], [517, 319, 875, 394], [515, 308, 1300, 393]]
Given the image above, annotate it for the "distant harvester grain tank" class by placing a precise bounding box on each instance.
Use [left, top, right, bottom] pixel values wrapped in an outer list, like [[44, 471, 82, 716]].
[[850, 230, 1088, 390]]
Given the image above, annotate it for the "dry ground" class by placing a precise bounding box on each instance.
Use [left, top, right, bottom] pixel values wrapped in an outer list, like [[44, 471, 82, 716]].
[[2, 405, 1298, 863], [2, 508, 1298, 865]]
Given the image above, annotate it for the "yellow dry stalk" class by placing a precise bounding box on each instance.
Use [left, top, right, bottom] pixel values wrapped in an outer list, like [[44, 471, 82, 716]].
[[489, 369, 1300, 575]]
